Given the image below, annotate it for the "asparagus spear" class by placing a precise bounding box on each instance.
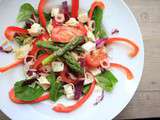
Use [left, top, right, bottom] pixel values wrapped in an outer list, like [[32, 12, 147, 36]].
[[63, 52, 84, 74], [42, 36, 83, 65], [36, 41, 59, 51]]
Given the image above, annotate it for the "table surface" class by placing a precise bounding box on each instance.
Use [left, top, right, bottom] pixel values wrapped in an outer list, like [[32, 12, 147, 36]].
[[1, 0, 160, 120]]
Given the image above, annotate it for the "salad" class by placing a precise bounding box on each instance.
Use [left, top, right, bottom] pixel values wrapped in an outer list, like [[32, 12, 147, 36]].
[[0, 0, 139, 113]]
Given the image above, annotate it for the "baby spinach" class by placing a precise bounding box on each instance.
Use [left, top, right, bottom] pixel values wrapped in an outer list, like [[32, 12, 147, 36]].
[[96, 70, 118, 92], [47, 74, 63, 102], [17, 3, 35, 22], [14, 80, 44, 101]]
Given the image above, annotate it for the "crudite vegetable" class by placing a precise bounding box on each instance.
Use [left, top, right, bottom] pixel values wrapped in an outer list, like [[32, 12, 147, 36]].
[[0, 0, 139, 113]]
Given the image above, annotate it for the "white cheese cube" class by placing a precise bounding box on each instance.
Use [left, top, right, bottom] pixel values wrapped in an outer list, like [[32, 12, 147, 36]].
[[51, 8, 60, 17], [37, 76, 50, 90], [28, 23, 44, 36], [52, 61, 64, 72], [82, 41, 96, 52], [63, 84, 75, 99], [90, 68, 102, 76]]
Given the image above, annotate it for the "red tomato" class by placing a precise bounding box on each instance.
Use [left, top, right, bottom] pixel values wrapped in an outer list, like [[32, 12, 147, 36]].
[[51, 26, 84, 43], [85, 48, 107, 67]]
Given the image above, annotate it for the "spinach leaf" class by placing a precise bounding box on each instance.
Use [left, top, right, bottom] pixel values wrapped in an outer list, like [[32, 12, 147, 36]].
[[17, 3, 35, 22], [92, 7, 107, 38], [96, 70, 118, 92], [47, 74, 63, 102], [34, 11, 51, 25], [83, 84, 91, 94], [14, 80, 44, 101]]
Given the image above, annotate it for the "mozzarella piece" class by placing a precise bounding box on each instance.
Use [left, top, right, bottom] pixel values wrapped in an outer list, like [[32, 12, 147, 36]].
[[37, 76, 50, 90], [82, 41, 96, 52], [52, 61, 64, 72], [65, 18, 79, 26], [15, 44, 31, 59], [63, 84, 75, 99], [87, 30, 96, 41], [84, 72, 94, 85], [90, 68, 102, 76], [28, 23, 44, 36], [51, 8, 60, 17], [78, 12, 88, 23]]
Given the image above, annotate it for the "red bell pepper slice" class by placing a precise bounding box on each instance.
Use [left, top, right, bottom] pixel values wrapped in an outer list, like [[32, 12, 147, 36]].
[[110, 63, 133, 80], [9, 88, 49, 104], [38, 0, 47, 29], [88, 1, 105, 20], [4, 26, 28, 41], [53, 80, 96, 113], [32, 54, 49, 69], [0, 59, 24, 73], [105, 37, 139, 57], [71, 0, 79, 18]]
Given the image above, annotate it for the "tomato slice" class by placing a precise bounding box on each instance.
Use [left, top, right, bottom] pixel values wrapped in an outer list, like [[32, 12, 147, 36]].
[[51, 26, 84, 43], [85, 48, 107, 67]]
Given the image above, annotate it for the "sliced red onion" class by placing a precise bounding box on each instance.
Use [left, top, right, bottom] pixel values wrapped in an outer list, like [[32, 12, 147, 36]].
[[96, 38, 107, 48], [68, 73, 77, 80], [111, 28, 119, 35], [26, 69, 38, 78], [24, 55, 35, 64], [74, 80, 84, 100], [0, 46, 13, 53], [88, 20, 96, 31], [55, 13, 65, 23], [100, 59, 110, 70], [62, 1, 70, 21], [93, 90, 104, 105], [79, 57, 85, 67]]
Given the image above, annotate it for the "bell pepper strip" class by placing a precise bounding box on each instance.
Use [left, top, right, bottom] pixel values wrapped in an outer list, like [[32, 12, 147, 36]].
[[32, 54, 49, 69], [71, 0, 79, 18], [53, 80, 96, 113], [88, 1, 105, 20], [38, 0, 47, 29], [110, 63, 133, 80], [4, 26, 28, 41], [9, 88, 49, 104], [105, 37, 139, 57], [0, 59, 24, 73]]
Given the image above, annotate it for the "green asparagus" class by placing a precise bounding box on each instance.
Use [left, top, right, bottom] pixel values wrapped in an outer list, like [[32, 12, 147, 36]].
[[42, 36, 83, 65], [36, 41, 59, 51], [63, 52, 84, 74]]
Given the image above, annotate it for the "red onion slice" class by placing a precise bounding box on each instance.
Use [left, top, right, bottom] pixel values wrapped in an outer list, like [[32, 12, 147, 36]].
[[100, 59, 110, 70]]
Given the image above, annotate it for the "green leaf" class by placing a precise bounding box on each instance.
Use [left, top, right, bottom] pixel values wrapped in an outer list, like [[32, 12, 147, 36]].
[[91, 7, 107, 38], [83, 84, 91, 94], [96, 70, 118, 92], [14, 80, 44, 101], [17, 3, 35, 22], [34, 11, 51, 25], [47, 74, 63, 102]]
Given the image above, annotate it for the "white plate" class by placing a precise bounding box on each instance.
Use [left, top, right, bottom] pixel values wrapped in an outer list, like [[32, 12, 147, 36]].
[[0, 0, 144, 120]]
